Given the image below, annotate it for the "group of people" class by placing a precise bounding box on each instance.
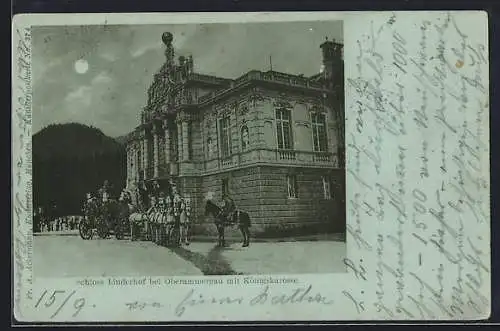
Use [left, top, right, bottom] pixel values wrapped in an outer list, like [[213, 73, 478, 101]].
[[81, 179, 194, 246], [38, 215, 82, 232], [37, 178, 239, 245], [34, 204, 81, 233]]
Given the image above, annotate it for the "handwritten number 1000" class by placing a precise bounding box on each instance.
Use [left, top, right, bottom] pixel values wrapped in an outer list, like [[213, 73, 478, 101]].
[[393, 31, 408, 75], [34, 290, 86, 319]]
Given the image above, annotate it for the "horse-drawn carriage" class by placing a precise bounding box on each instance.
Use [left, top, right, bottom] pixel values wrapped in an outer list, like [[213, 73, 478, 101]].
[[79, 185, 252, 248], [78, 192, 129, 240], [79, 189, 192, 247]]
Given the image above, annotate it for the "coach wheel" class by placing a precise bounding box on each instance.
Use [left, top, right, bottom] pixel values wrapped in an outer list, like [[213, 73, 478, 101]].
[[78, 219, 93, 240], [96, 218, 109, 239]]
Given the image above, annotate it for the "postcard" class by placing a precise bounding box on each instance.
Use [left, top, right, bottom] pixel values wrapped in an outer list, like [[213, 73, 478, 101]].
[[12, 11, 490, 322]]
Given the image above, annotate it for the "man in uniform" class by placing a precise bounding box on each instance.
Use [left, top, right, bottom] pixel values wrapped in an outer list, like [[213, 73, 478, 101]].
[[98, 180, 112, 201], [146, 195, 157, 241], [221, 194, 236, 224], [173, 189, 183, 219], [152, 180, 161, 199]]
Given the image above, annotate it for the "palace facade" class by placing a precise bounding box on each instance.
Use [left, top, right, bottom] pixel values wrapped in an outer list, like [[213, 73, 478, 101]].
[[125, 32, 345, 236]]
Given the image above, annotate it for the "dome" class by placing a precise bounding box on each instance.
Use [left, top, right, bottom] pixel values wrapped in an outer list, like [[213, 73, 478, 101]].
[[162, 32, 173, 45]]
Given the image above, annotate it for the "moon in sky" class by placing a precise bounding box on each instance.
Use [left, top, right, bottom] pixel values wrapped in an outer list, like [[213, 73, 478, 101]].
[[74, 59, 89, 74]]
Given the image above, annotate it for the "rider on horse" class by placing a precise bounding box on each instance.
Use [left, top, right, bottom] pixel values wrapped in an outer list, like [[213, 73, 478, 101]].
[[222, 194, 236, 224]]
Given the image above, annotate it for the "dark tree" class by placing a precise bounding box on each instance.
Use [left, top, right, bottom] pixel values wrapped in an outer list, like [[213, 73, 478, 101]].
[[33, 123, 126, 217]]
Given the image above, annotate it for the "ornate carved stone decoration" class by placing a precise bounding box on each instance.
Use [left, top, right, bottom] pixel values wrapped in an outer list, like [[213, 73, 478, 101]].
[[229, 100, 239, 116], [273, 93, 293, 110], [238, 102, 249, 116], [205, 114, 212, 130], [162, 119, 170, 131], [247, 87, 265, 107], [144, 32, 195, 118], [297, 96, 315, 106], [309, 99, 326, 113], [214, 103, 224, 116], [218, 103, 231, 118], [176, 111, 191, 123]]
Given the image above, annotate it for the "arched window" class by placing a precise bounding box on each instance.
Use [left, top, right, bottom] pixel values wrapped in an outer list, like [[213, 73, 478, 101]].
[[241, 125, 249, 151], [207, 137, 213, 159]]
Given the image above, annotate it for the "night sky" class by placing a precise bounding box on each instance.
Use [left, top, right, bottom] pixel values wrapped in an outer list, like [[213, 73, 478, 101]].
[[32, 21, 343, 137]]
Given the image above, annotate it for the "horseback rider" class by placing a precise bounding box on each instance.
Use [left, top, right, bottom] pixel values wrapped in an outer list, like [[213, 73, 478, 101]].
[[222, 194, 236, 224]]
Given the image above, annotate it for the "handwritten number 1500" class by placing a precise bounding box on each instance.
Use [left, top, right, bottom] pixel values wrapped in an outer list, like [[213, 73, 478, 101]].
[[34, 290, 86, 319]]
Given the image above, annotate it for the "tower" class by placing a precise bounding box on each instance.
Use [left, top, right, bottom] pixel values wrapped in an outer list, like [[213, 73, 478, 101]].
[[319, 37, 343, 87], [320, 37, 345, 169]]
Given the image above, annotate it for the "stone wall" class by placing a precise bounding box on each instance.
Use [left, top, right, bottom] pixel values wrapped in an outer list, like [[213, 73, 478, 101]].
[[253, 166, 345, 236], [182, 165, 345, 238]]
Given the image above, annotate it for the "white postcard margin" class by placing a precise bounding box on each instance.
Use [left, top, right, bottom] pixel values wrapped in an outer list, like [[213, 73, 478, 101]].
[[12, 11, 490, 322]]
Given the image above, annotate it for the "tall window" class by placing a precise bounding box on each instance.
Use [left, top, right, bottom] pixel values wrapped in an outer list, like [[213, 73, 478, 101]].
[[241, 125, 249, 151], [287, 175, 298, 199], [312, 112, 328, 152], [322, 176, 333, 199], [219, 117, 231, 158], [222, 178, 229, 196], [276, 108, 293, 150]]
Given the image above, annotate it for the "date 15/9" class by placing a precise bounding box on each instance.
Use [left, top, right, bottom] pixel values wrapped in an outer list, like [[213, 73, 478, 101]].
[[34, 289, 88, 319]]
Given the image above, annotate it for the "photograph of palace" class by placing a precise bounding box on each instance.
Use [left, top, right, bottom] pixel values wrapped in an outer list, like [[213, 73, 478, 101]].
[[32, 21, 346, 277], [125, 31, 345, 237]]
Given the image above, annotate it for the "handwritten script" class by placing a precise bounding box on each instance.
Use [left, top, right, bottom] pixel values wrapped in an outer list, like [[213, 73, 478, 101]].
[[124, 285, 335, 317], [345, 11, 489, 319]]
